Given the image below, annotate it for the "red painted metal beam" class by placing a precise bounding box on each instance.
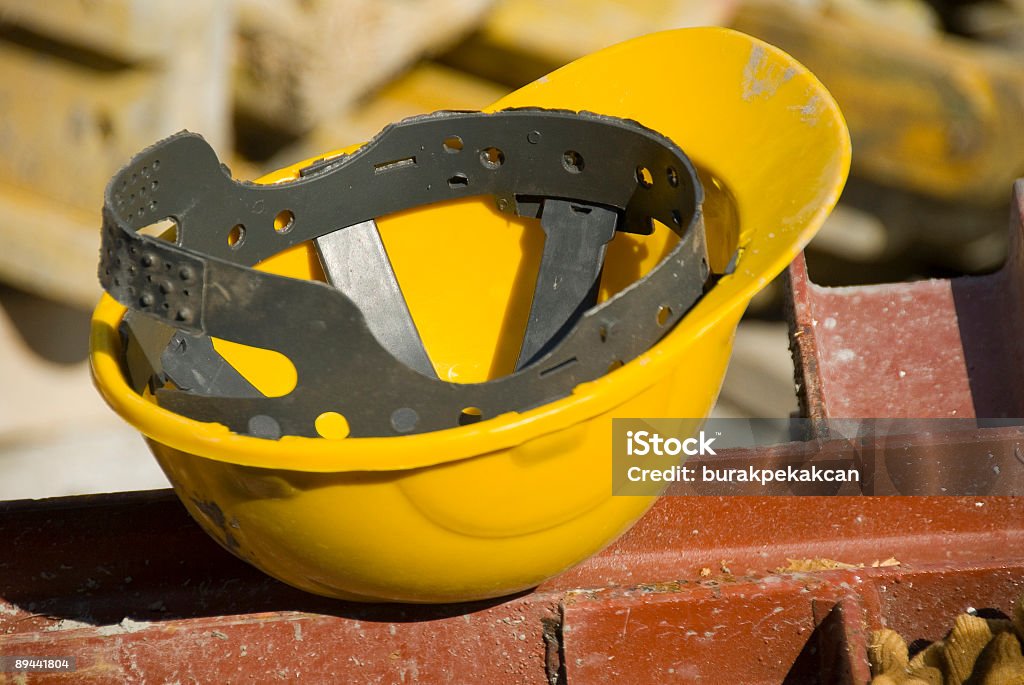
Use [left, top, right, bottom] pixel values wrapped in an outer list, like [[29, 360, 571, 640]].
[[1, 491, 1022, 682], [787, 179, 1024, 421]]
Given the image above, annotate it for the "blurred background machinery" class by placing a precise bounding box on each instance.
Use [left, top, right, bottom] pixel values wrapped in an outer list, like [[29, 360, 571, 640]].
[[1, 0, 1022, 498]]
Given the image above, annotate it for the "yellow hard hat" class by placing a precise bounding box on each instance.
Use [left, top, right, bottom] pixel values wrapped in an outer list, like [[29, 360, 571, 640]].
[[90, 27, 850, 602]]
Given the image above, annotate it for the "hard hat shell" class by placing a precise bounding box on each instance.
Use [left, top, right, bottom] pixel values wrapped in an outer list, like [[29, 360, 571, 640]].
[[90, 27, 850, 602]]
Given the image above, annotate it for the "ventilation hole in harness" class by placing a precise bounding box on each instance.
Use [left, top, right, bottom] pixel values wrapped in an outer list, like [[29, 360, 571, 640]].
[[274, 210, 295, 234], [562, 150, 584, 173], [315, 412, 351, 439], [636, 166, 654, 188], [228, 224, 245, 248], [479, 147, 504, 169], [443, 135, 463, 152], [667, 166, 680, 187], [137, 218, 178, 242], [458, 407, 483, 426]]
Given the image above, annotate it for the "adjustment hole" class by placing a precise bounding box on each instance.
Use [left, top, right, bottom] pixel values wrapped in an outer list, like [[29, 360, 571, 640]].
[[315, 411, 351, 439], [228, 224, 245, 249], [667, 166, 680, 187], [448, 173, 469, 188], [479, 147, 504, 169], [636, 166, 654, 188], [598, 325, 609, 342], [562, 151, 584, 174], [657, 305, 673, 326], [274, 209, 295, 233], [458, 407, 483, 426], [607, 359, 624, 373], [671, 209, 683, 226], [443, 135, 463, 153], [138, 217, 178, 242]]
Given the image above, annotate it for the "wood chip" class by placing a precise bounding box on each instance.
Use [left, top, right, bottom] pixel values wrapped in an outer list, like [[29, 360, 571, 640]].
[[777, 557, 862, 573]]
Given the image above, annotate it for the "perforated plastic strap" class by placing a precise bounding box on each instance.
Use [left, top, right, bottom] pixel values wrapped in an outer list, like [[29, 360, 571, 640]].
[[100, 109, 709, 437]]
